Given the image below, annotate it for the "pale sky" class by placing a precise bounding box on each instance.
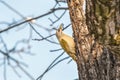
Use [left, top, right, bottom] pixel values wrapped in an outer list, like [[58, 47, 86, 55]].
[[0, 0, 78, 80]]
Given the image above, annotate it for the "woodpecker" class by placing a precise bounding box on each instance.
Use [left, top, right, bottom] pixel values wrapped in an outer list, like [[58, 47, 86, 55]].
[[56, 24, 77, 61]]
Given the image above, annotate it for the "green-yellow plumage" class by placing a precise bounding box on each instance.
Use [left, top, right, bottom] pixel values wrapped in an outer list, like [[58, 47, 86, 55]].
[[56, 24, 77, 61]]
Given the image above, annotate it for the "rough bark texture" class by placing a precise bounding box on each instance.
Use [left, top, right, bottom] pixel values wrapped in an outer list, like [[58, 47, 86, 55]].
[[67, 0, 120, 80]]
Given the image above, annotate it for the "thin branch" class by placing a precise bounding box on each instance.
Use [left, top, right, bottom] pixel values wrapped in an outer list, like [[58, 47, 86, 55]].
[[9, 65, 21, 78], [0, 50, 28, 67], [49, 10, 67, 26], [33, 23, 71, 42], [36, 52, 65, 80], [3, 57, 6, 80], [55, 0, 67, 3], [53, 12, 59, 18], [37, 56, 70, 80], [33, 34, 56, 41], [0, 1, 25, 18], [0, 50, 34, 80], [33, 23, 54, 32], [0, 62, 4, 67], [0, 1, 71, 80], [49, 56, 69, 70], [0, 7, 68, 34], [0, 36, 8, 53], [32, 23, 56, 41], [67, 59, 73, 64], [29, 23, 59, 44], [18, 65, 35, 80], [50, 48, 62, 52], [62, 23, 71, 30]]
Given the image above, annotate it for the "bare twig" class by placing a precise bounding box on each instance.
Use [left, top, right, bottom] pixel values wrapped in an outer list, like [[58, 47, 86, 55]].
[[0, 1, 71, 80], [33, 23, 71, 42], [62, 23, 71, 30], [18, 65, 35, 80], [0, 50, 35, 80], [37, 56, 70, 80], [29, 23, 59, 44], [0, 50, 28, 67], [33, 23, 54, 32], [36, 51, 70, 80], [50, 48, 62, 52], [0, 36, 8, 53], [33, 34, 56, 41], [3, 57, 7, 80], [0, 7, 68, 34], [36, 52, 64, 80], [9, 65, 21, 78], [55, 0, 67, 3], [0, 1, 25, 18], [49, 10, 67, 26]]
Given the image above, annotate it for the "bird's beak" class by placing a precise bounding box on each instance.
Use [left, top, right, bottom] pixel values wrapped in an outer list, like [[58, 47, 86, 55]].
[[59, 24, 63, 31]]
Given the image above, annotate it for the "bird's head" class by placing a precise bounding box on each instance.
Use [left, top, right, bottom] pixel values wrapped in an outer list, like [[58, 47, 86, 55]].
[[56, 24, 63, 39]]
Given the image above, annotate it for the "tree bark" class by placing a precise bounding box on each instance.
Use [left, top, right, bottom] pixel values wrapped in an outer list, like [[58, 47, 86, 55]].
[[67, 0, 120, 80]]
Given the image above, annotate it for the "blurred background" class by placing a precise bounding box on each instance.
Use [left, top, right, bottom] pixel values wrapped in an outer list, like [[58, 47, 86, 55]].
[[0, 0, 78, 80]]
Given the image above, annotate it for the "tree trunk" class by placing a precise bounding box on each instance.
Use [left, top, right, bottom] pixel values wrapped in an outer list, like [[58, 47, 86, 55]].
[[67, 0, 120, 80]]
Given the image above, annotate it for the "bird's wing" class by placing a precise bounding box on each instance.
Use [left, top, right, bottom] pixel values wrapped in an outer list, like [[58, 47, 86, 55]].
[[61, 38, 76, 61], [60, 38, 70, 53]]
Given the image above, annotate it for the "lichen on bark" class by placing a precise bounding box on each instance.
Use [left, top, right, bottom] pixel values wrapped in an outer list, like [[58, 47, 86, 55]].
[[67, 0, 120, 80]]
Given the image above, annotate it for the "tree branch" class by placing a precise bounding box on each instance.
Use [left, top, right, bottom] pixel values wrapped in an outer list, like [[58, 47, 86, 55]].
[[0, 7, 68, 34]]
